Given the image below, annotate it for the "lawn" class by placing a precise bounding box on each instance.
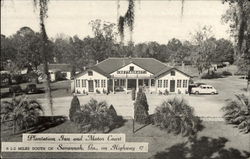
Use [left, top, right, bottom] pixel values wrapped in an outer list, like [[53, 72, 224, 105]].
[[1, 76, 249, 158], [1, 120, 250, 159]]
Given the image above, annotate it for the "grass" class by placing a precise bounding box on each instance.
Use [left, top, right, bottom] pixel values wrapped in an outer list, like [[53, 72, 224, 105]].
[[1, 120, 250, 158]]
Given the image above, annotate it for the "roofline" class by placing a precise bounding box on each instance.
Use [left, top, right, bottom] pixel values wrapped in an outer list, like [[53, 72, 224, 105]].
[[155, 67, 193, 78], [74, 68, 110, 79], [109, 61, 155, 75]]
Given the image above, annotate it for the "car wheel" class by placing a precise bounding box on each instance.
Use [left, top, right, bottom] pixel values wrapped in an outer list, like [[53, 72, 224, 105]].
[[211, 92, 215, 95], [195, 91, 199, 95]]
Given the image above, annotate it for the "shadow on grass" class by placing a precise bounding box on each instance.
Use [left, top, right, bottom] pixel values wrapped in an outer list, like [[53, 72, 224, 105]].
[[32, 116, 68, 133], [151, 136, 250, 159], [134, 122, 151, 133], [0, 90, 45, 98]]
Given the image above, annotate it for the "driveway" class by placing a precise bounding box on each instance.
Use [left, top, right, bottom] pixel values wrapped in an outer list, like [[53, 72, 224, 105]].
[[35, 76, 247, 120]]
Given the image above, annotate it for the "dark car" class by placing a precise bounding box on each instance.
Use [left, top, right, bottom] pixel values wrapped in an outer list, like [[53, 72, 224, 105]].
[[25, 84, 38, 94], [9, 85, 22, 94], [188, 82, 206, 94]]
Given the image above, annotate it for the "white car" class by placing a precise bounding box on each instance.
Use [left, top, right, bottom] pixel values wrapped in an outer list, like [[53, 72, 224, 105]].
[[191, 85, 218, 95]]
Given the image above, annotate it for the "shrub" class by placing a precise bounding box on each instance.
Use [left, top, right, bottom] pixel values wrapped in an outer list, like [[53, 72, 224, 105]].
[[76, 99, 124, 133], [134, 88, 149, 124], [159, 90, 163, 95], [103, 89, 107, 94], [222, 71, 232, 76], [154, 97, 202, 136], [201, 72, 223, 79], [178, 89, 181, 94], [131, 88, 136, 100], [69, 95, 81, 122], [164, 89, 169, 95], [222, 94, 250, 133], [96, 89, 100, 94], [1, 96, 43, 132]]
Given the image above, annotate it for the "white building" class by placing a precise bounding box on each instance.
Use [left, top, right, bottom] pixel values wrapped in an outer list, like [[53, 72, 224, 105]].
[[38, 64, 75, 81], [74, 58, 192, 94]]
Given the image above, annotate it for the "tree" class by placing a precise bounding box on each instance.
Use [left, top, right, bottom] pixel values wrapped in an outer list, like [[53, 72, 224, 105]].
[[191, 26, 217, 74], [167, 38, 191, 64], [1, 34, 16, 66], [222, 94, 250, 133], [11, 27, 54, 71], [1, 96, 43, 133], [213, 38, 234, 64], [33, 0, 53, 115], [134, 87, 149, 124], [222, 0, 250, 90], [118, 0, 135, 43], [69, 95, 81, 122], [154, 97, 202, 136], [52, 34, 72, 63]]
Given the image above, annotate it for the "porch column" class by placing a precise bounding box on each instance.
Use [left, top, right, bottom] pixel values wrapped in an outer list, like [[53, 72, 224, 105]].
[[126, 78, 128, 94], [155, 79, 158, 92], [106, 79, 108, 94], [136, 78, 139, 92], [149, 78, 151, 93], [113, 78, 115, 94]]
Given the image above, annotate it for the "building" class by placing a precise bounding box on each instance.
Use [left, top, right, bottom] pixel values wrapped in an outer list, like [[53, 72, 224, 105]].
[[38, 64, 75, 81], [74, 58, 192, 94]]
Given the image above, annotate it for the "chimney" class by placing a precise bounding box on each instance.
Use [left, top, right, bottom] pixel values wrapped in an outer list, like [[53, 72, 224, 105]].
[[182, 61, 185, 70], [96, 60, 99, 64]]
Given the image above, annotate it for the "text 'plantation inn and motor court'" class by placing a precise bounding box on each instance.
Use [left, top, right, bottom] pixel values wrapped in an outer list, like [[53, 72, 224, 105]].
[[73, 58, 192, 94]]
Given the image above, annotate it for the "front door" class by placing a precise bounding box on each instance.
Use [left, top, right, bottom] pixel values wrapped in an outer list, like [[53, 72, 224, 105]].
[[127, 79, 136, 90], [88, 80, 94, 92], [170, 80, 175, 92]]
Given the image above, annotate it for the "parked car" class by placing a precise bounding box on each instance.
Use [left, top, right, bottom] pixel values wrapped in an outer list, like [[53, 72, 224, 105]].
[[25, 84, 38, 94], [9, 85, 22, 94], [191, 84, 218, 95], [188, 83, 206, 94]]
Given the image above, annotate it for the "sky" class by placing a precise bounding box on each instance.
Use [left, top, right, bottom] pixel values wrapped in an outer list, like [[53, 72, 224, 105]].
[[1, 0, 231, 44]]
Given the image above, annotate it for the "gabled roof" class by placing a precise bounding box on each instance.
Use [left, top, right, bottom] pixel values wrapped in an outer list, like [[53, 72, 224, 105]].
[[74, 67, 110, 78], [95, 57, 167, 75], [74, 57, 192, 78], [154, 67, 192, 78], [175, 65, 199, 77], [38, 64, 73, 72]]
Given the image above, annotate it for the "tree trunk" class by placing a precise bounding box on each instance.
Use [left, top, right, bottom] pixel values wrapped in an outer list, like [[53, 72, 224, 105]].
[[247, 70, 250, 92], [39, 3, 53, 116]]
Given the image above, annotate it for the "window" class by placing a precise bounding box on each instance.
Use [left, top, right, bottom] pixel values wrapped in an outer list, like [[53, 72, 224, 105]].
[[82, 79, 86, 87], [101, 80, 106, 88], [183, 80, 188, 88], [88, 71, 93, 76], [158, 80, 162, 88], [95, 80, 100, 88], [171, 71, 175, 76], [120, 79, 125, 86], [76, 79, 80, 87], [163, 80, 168, 88], [115, 80, 119, 86], [177, 80, 182, 88], [151, 79, 155, 86], [129, 66, 134, 71]]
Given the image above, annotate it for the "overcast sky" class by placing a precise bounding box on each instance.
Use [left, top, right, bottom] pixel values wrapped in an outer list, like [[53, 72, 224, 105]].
[[1, 0, 231, 44]]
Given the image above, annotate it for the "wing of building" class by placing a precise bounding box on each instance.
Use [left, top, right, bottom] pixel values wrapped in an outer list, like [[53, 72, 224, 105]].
[[74, 57, 192, 94]]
